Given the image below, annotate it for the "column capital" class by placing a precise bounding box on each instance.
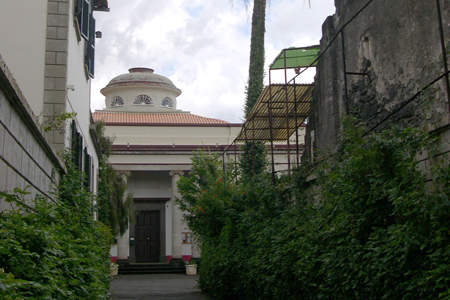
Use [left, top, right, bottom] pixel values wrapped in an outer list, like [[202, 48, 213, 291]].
[[169, 170, 184, 177]]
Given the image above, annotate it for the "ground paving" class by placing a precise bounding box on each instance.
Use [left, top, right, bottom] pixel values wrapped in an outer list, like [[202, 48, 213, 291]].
[[109, 273, 211, 300]]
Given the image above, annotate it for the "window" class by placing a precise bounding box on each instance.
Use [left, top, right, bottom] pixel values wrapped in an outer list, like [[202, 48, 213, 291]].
[[75, 0, 90, 40], [161, 97, 174, 108], [75, 0, 96, 78], [182, 232, 192, 244], [71, 120, 83, 171], [86, 14, 95, 77], [84, 147, 91, 191], [133, 94, 153, 105], [110, 96, 124, 107]]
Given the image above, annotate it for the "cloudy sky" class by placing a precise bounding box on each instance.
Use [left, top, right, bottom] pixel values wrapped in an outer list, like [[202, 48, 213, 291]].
[[91, 0, 336, 123]]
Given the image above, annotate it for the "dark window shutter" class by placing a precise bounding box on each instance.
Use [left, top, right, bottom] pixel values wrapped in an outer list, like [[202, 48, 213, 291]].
[[71, 120, 78, 165], [84, 148, 91, 190], [75, 0, 82, 23], [86, 15, 95, 77], [81, 0, 90, 40], [78, 135, 83, 171]]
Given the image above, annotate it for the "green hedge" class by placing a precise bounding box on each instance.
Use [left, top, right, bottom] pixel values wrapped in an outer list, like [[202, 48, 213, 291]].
[[177, 126, 450, 300]]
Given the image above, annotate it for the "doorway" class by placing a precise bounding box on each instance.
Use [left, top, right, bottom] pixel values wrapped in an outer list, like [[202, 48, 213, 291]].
[[135, 211, 160, 262]]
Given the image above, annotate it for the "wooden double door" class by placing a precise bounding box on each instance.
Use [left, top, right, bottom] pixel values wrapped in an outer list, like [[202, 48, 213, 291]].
[[135, 211, 160, 262]]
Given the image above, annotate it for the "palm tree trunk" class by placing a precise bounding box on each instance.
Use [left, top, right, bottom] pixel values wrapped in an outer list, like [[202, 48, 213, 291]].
[[245, 0, 266, 118]]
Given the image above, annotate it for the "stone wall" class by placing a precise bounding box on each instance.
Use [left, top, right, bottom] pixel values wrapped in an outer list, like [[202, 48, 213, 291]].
[[44, 0, 70, 154], [0, 56, 64, 204], [305, 0, 450, 160]]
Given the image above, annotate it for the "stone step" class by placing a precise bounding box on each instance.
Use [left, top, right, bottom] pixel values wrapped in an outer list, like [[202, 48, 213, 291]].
[[118, 262, 186, 275]]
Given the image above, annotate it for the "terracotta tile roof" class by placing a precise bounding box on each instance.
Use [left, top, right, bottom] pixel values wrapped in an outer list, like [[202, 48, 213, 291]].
[[92, 112, 230, 125]]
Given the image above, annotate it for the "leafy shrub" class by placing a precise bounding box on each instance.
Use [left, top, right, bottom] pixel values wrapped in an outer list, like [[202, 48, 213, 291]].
[[0, 152, 112, 299], [177, 126, 450, 299]]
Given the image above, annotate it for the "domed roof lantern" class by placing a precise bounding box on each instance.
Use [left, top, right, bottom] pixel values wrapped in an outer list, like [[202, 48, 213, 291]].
[[101, 67, 182, 96]]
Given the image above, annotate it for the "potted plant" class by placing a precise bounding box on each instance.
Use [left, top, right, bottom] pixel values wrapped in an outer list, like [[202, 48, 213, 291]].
[[185, 260, 197, 275], [110, 263, 119, 276]]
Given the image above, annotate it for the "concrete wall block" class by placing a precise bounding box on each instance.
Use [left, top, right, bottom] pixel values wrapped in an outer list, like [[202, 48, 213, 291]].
[[43, 103, 66, 120], [2, 134, 14, 164], [44, 157, 53, 178], [9, 110, 20, 141], [0, 91, 12, 126], [6, 169, 17, 191], [28, 162, 36, 189], [52, 129, 66, 146], [39, 169, 46, 193], [56, 52, 68, 65], [44, 90, 66, 104], [17, 121, 28, 151], [45, 65, 67, 78], [44, 77, 56, 90], [46, 27, 58, 39], [45, 52, 56, 65], [21, 151, 31, 181], [43, 103, 56, 118], [58, 2, 70, 15], [46, 39, 68, 52], [48, 2, 58, 14], [13, 144, 23, 174], [16, 175, 26, 192], [36, 145, 46, 170], [55, 78, 67, 91], [27, 135, 38, 159], [47, 15, 69, 27], [31, 134, 40, 164], [57, 27, 68, 40], [0, 160, 8, 192], [0, 124, 5, 157], [34, 163, 41, 193]]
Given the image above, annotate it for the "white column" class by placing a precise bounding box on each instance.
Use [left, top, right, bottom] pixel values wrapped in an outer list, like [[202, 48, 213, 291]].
[[168, 170, 184, 261], [116, 172, 130, 261]]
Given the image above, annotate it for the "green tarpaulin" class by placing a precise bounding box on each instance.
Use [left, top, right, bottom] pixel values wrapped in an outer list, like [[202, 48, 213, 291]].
[[269, 45, 320, 70]]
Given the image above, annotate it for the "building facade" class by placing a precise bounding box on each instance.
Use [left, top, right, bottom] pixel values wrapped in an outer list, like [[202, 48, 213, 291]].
[[93, 67, 241, 263], [0, 0, 107, 203]]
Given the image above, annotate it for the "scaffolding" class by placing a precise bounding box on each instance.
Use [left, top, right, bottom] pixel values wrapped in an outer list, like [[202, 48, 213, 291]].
[[223, 0, 450, 183], [224, 46, 318, 182]]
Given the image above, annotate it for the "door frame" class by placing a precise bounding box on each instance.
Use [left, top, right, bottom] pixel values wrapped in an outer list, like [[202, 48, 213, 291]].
[[129, 198, 170, 263]]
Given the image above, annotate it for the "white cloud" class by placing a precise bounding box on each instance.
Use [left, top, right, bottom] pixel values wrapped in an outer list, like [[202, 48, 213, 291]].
[[91, 0, 335, 123]]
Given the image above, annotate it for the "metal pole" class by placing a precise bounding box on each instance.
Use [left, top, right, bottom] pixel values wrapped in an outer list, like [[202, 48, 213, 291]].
[[283, 50, 291, 175], [294, 77, 300, 167], [268, 69, 276, 184]]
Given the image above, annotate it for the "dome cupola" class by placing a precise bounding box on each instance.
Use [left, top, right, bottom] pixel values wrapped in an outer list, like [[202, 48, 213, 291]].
[[100, 68, 183, 113]]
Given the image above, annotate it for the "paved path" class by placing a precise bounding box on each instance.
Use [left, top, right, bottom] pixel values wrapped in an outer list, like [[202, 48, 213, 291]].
[[109, 274, 211, 300]]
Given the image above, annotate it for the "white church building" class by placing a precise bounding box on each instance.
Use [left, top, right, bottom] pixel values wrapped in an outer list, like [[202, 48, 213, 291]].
[[93, 67, 241, 264]]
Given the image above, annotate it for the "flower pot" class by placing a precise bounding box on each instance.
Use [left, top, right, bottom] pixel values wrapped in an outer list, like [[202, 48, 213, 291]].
[[186, 264, 197, 275], [110, 263, 119, 276]]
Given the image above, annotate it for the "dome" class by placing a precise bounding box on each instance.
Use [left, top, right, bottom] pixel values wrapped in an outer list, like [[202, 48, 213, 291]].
[[101, 67, 182, 96]]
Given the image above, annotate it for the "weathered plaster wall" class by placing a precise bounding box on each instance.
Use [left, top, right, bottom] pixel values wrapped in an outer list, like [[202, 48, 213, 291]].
[[306, 0, 450, 159]]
